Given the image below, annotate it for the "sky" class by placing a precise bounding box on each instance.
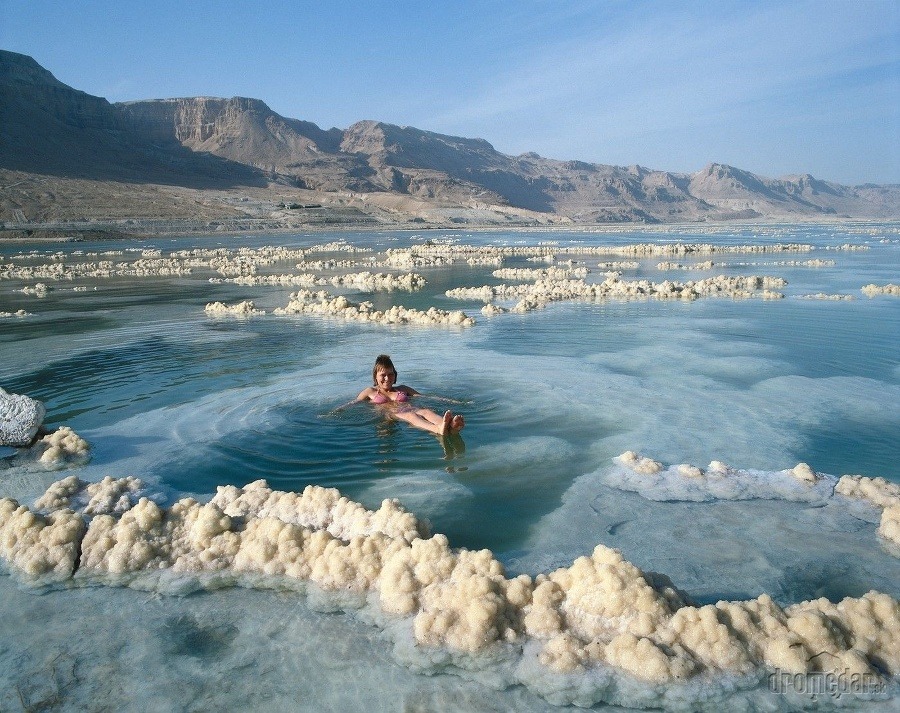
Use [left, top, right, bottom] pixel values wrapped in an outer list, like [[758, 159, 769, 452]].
[[1, 0, 898, 185]]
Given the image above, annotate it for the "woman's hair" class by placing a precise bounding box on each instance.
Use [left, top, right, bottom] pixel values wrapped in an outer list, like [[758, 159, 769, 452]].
[[373, 354, 397, 384]]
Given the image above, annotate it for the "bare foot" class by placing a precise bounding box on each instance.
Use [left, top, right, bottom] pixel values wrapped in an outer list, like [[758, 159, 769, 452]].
[[451, 414, 465, 432], [439, 410, 453, 435]]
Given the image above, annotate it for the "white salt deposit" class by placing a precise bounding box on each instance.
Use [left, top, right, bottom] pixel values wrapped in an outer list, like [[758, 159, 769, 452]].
[[20, 282, 50, 296], [204, 301, 266, 317], [330, 271, 426, 291], [798, 293, 856, 300], [862, 284, 900, 297], [1, 474, 897, 705], [211, 273, 326, 287], [492, 267, 589, 281], [446, 274, 788, 312], [836, 475, 900, 549], [609, 452, 836, 505], [34, 427, 91, 466], [274, 289, 475, 327]]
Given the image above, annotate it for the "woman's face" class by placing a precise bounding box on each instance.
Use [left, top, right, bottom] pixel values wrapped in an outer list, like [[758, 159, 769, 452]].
[[375, 368, 396, 390]]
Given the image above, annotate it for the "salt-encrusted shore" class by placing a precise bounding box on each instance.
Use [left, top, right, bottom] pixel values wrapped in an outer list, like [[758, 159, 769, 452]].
[[0, 465, 897, 709]]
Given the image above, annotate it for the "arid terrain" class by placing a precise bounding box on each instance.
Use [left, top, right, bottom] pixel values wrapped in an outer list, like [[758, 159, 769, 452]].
[[2, 49, 898, 239]]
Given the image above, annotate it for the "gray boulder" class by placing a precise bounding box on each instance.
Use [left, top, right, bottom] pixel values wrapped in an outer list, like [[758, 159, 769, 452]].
[[0, 387, 46, 447]]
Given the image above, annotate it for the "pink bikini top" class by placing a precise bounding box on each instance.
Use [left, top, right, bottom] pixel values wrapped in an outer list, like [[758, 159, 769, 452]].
[[371, 390, 409, 404]]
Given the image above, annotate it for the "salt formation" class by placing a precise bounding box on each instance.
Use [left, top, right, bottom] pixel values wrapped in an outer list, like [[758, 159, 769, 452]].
[[383, 249, 452, 269], [481, 303, 508, 317], [211, 273, 326, 287], [601, 243, 814, 257], [789, 462, 820, 483], [20, 282, 50, 296], [295, 259, 366, 270], [492, 267, 589, 281], [862, 284, 900, 297], [0, 388, 46, 447], [306, 240, 371, 254], [274, 290, 475, 327], [204, 301, 266, 317], [32, 427, 90, 466], [836, 475, 900, 549], [446, 274, 787, 313], [330, 271, 426, 292], [656, 261, 715, 271], [836, 475, 900, 510], [1, 474, 897, 707], [0, 309, 31, 318], [798, 293, 855, 300], [616, 451, 663, 474], [598, 261, 639, 269], [610, 453, 837, 505], [34, 475, 144, 515]]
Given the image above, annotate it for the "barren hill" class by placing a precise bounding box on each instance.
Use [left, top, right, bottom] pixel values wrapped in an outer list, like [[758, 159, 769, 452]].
[[1, 49, 897, 234]]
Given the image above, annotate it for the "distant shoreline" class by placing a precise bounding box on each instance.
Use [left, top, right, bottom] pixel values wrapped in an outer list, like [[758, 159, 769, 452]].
[[2, 217, 896, 244]]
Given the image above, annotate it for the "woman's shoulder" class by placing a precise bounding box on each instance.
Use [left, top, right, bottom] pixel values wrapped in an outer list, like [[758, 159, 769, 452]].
[[357, 386, 376, 400]]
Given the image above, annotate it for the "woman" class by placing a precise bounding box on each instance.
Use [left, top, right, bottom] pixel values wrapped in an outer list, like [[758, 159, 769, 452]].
[[356, 355, 464, 436]]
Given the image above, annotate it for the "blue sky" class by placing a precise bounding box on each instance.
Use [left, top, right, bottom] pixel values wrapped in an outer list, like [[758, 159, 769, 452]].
[[2, 0, 898, 184]]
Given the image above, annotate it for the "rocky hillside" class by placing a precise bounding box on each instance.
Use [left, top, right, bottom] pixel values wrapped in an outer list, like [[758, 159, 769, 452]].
[[2, 49, 898, 227]]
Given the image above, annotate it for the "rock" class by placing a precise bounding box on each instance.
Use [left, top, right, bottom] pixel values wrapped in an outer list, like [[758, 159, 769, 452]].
[[0, 388, 46, 447]]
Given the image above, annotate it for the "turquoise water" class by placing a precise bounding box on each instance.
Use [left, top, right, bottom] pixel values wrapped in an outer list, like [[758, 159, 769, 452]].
[[1, 224, 899, 710]]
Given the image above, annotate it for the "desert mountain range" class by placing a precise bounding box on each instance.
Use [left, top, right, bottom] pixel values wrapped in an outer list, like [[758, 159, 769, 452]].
[[1, 49, 898, 235]]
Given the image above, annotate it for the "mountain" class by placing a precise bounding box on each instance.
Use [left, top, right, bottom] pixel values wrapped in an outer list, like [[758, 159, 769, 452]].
[[2, 49, 898, 230]]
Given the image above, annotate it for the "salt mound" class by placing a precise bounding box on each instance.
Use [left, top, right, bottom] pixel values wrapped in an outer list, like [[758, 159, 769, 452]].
[[34, 427, 91, 466], [837, 475, 900, 549], [862, 284, 900, 297], [330, 271, 426, 292], [274, 289, 475, 327], [445, 274, 787, 313], [204, 301, 265, 317]]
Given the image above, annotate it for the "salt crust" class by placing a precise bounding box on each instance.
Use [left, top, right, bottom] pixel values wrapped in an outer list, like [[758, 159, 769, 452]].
[[798, 293, 856, 300], [329, 271, 426, 292], [446, 274, 787, 313], [836, 475, 900, 549], [20, 282, 50, 296], [210, 273, 326, 287], [1, 474, 897, 698], [613, 452, 831, 500], [613, 453, 900, 556], [273, 289, 475, 327], [0, 309, 31, 318], [492, 267, 589, 281], [862, 284, 900, 297], [204, 300, 266, 317]]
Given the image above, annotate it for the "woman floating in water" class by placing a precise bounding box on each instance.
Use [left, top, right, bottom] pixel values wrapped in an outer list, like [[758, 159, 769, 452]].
[[356, 355, 465, 436]]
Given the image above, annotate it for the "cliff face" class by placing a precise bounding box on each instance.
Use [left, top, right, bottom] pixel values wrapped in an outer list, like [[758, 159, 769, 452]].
[[0, 51, 266, 187], [0, 51, 127, 174], [2, 49, 898, 222]]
